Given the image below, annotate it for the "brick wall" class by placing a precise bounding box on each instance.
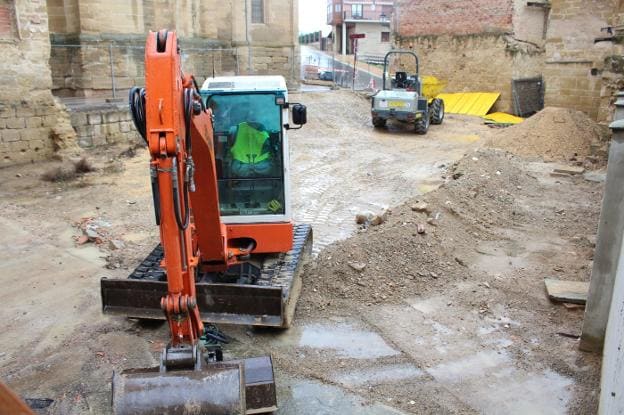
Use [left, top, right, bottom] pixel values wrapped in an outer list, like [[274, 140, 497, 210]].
[[0, 1, 76, 166], [395, 0, 513, 37]]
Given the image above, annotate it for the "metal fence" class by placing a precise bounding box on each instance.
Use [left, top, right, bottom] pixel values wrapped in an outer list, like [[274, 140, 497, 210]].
[[49, 42, 257, 99], [302, 49, 383, 91]]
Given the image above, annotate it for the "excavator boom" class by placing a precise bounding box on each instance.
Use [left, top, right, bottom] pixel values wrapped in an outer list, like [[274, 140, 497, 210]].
[[109, 30, 278, 415]]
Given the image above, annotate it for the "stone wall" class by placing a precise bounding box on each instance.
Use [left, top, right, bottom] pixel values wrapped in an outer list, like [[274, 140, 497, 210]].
[[0, 1, 76, 166], [395, 34, 542, 113], [49, 33, 238, 97], [46, 0, 300, 96], [544, 0, 624, 121], [232, 0, 300, 88], [394, 0, 624, 121], [394, 0, 544, 113], [69, 104, 141, 148]]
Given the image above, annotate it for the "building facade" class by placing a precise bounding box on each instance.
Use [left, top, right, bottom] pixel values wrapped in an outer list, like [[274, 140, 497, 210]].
[[327, 0, 393, 56], [47, 0, 300, 97], [0, 0, 76, 165], [393, 0, 624, 121], [0, 0, 299, 166]]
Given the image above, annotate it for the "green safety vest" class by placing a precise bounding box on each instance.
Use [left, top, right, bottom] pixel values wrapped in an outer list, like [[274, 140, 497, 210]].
[[231, 122, 270, 164]]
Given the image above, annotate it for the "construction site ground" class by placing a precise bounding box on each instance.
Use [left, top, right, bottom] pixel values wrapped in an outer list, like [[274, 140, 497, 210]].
[[0, 90, 604, 414]]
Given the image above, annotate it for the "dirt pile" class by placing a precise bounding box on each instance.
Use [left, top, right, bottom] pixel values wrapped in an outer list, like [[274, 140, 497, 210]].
[[298, 149, 544, 314], [486, 107, 606, 162]]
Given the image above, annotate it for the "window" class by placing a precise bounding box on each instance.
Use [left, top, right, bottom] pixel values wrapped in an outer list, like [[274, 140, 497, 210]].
[[335, 4, 341, 12], [251, 0, 264, 24], [381, 32, 390, 42], [206, 93, 286, 217], [351, 4, 363, 18]]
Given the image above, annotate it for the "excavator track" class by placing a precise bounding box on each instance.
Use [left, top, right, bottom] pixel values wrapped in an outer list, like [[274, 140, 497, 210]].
[[101, 224, 312, 328]]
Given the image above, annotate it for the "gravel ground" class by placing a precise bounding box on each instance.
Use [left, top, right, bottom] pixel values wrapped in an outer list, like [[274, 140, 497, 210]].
[[0, 90, 603, 414]]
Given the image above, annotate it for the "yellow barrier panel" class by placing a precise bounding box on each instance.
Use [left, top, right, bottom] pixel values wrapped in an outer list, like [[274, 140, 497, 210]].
[[435, 92, 500, 116], [483, 112, 524, 125]]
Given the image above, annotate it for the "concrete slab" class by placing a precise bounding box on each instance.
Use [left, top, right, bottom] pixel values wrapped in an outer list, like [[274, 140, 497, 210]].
[[552, 164, 585, 175], [544, 278, 589, 304], [277, 378, 406, 415]]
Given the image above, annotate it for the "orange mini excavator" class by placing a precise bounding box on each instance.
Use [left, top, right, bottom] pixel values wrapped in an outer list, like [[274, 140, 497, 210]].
[[101, 30, 311, 414]]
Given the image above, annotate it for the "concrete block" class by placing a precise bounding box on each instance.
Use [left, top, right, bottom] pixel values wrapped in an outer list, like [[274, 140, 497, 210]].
[[71, 112, 88, 126], [553, 164, 585, 175], [92, 125, 106, 146], [88, 113, 102, 125], [28, 139, 47, 151], [26, 117, 43, 128], [106, 122, 120, 135], [8, 140, 29, 153], [16, 106, 35, 118], [43, 115, 59, 127], [1, 129, 20, 142], [6, 117, 25, 129], [0, 106, 15, 118], [20, 128, 46, 142], [35, 105, 55, 116], [106, 112, 121, 123], [78, 136, 94, 148]]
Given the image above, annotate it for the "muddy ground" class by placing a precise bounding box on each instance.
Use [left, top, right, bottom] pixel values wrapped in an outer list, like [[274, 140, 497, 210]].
[[0, 90, 603, 414]]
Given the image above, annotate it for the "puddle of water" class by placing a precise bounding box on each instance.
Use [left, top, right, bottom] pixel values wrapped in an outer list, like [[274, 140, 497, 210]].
[[278, 378, 406, 415], [299, 323, 399, 359], [427, 350, 509, 383], [427, 351, 573, 415], [330, 364, 424, 388], [473, 241, 531, 274]]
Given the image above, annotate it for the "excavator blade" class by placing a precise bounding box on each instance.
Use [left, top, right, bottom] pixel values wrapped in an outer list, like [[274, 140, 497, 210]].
[[101, 224, 312, 328], [112, 357, 277, 415]]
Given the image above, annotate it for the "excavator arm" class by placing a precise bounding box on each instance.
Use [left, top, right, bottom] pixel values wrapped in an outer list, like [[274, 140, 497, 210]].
[[110, 30, 277, 415]]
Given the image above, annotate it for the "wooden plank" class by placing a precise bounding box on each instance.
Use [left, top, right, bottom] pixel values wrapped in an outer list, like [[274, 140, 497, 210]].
[[544, 278, 589, 304]]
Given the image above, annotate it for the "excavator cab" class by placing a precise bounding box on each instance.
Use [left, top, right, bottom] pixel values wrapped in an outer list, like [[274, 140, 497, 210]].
[[207, 90, 287, 217]]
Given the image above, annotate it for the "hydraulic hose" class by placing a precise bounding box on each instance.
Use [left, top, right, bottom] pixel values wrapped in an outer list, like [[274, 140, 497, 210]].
[[128, 87, 147, 144], [171, 157, 190, 231]]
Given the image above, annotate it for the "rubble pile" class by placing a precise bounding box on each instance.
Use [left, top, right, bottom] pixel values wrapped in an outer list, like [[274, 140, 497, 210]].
[[486, 107, 607, 163]]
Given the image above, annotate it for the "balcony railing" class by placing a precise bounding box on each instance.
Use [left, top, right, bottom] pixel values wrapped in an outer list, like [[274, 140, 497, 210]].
[[328, 8, 392, 24]]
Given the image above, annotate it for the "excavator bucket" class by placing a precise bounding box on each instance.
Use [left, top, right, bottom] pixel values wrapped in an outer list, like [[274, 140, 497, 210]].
[[101, 224, 312, 328], [111, 356, 277, 415]]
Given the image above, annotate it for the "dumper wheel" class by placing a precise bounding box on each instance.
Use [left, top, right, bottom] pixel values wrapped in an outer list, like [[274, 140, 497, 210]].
[[372, 117, 386, 129], [430, 98, 445, 125], [414, 113, 430, 134]]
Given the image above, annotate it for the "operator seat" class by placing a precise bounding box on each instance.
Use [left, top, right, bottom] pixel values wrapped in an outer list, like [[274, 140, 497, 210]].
[[395, 72, 408, 89]]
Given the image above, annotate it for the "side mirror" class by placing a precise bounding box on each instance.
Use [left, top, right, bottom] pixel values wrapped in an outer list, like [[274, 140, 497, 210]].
[[292, 104, 307, 126]]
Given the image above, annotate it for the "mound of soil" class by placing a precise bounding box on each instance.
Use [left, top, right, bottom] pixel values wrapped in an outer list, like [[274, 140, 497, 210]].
[[298, 148, 599, 315], [486, 107, 606, 162]]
